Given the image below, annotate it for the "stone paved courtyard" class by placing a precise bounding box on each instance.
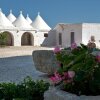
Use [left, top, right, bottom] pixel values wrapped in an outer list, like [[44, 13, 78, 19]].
[[0, 46, 53, 83]]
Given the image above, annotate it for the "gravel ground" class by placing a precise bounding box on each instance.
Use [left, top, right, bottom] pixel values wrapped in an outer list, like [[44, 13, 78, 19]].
[[0, 46, 53, 83]]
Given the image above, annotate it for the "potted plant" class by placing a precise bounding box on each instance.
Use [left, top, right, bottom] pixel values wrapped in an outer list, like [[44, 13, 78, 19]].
[[44, 42, 100, 100]]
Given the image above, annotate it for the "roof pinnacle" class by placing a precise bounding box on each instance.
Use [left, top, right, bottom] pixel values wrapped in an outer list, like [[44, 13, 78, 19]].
[[0, 8, 2, 12], [27, 14, 29, 17], [38, 12, 40, 15], [20, 11, 22, 14], [10, 10, 12, 13]]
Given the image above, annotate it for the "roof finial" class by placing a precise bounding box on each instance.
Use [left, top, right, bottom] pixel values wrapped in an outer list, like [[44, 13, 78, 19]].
[[27, 14, 29, 17], [38, 12, 40, 15], [10, 9, 12, 13], [0, 8, 2, 12], [20, 11, 22, 14]]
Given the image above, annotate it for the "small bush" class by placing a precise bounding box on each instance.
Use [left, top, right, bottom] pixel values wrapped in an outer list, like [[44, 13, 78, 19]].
[[0, 76, 50, 100], [50, 44, 100, 96], [0, 32, 7, 47]]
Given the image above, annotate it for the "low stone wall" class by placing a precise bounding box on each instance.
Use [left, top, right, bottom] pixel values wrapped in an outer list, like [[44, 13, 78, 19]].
[[32, 50, 59, 75], [44, 87, 100, 100]]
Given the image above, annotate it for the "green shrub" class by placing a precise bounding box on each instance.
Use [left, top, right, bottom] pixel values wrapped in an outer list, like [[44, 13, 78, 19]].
[[0, 76, 50, 100], [16, 76, 50, 100], [0, 32, 7, 47], [51, 44, 100, 96], [0, 82, 17, 100]]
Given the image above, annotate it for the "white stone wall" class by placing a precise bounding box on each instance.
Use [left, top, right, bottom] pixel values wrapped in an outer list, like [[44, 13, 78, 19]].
[[2, 23, 100, 47], [55, 24, 82, 48], [1, 30, 18, 46], [41, 30, 57, 47], [82, 23, 100, 47], [44, 88, 100, 100], [35, 31, 47, 46], [63, 24, 82, 47], [54, 23, 100, 48], [55, 25, 63, 47], [12, 30, 36, 46], [19, 30, 35, 46], [0, 29, 48, 46]]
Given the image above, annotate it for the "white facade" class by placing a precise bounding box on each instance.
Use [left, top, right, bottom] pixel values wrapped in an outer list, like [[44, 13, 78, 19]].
[[82, 23, 100, 47], [0, 9, 51, 46], [2, 9, 100, 48], [53, 23, 100, 48], [41, 30, 57, 47]]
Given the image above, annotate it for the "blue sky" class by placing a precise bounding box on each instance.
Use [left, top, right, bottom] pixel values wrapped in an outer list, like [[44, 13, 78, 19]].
[[0, 0, 100, 28]]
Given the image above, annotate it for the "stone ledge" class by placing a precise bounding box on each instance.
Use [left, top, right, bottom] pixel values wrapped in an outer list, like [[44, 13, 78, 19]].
[[44, 87, 100, 100]]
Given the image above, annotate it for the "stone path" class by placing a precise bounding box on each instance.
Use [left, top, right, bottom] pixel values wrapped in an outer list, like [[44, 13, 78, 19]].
[[0, 46, 53, 83]]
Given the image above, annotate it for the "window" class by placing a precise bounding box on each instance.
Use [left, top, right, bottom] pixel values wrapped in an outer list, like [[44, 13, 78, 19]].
[[44, 33, 48, 37], [59, 33, 62, 45], [71, 32, 75, 44]]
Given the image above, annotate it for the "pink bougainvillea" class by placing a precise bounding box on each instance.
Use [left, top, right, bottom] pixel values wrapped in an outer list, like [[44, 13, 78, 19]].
[[50, 71, 75, 85], [53, 46, 61, 54], [96, 54, 100, 63], [63, 71, 75, 79], [71, 42, 77, 49], [67, 71, 75, 78], [50, 72, 62, 84], [62, 71, 75, 83]]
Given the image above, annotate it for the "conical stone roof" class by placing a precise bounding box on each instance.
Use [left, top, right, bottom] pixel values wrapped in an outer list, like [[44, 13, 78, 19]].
[[7, 10, 16, 23], [0, 9, 15, 29], [31, 12, 51, 31], [26, 14, 32, 24], [13, 11, 33, 29]]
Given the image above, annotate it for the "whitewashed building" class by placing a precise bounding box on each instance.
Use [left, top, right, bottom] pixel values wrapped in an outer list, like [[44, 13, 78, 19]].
[[52, 23, 100, 48], [1, 8, 100, 48], [0, 9, 51, 46]]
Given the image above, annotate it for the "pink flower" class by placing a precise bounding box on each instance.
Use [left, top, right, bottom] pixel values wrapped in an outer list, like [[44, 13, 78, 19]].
[[96, 54, 100, 62], [50, 77, 57, 83], [67, 71, 75, 78], [53, 46, 61, 54], [63, 71, 75, 80], [54, 71, 61, 78], [71, 42, 77, 49], [50, 72, 62, 84], [50, 71, 75, 84]]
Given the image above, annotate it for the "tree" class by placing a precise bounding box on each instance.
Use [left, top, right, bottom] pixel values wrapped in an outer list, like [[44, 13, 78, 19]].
[[0, 32, 7, 46]]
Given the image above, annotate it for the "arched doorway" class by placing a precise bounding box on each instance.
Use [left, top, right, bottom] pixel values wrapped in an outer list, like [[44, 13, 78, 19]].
[[21, 32, 34, 46], [0, 32, 13, 46]]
